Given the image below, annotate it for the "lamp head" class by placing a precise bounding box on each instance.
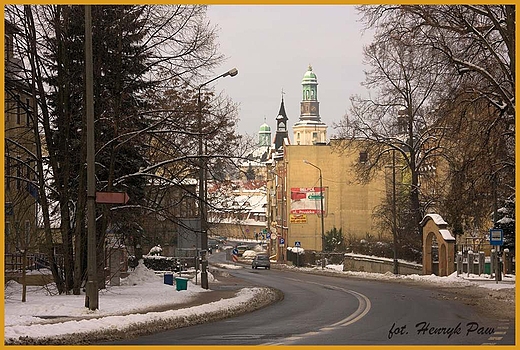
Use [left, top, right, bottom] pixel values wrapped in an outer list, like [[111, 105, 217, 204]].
[[227, 68, 238, 77]]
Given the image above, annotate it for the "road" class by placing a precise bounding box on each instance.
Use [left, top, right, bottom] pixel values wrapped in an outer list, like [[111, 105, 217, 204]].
[[110, 252, 514, 345]]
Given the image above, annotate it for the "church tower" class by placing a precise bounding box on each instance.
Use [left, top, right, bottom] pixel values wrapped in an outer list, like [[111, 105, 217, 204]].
[[273, 94, 289, 152], [293, 65, 327, 145], [258, 119, 271, 147]]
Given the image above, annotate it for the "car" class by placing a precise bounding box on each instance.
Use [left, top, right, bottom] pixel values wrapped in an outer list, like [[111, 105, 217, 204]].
[[208, 239, 219, 251], [252, 254, 271, 269], [236, 245, 248, 256]]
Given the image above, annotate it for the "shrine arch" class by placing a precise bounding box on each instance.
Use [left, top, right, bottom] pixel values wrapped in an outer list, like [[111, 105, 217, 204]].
[[421, 214, 456, 276]]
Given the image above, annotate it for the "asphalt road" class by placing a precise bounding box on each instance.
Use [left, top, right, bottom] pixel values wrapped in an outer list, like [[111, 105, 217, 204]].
[[110, 253, 514, 346]]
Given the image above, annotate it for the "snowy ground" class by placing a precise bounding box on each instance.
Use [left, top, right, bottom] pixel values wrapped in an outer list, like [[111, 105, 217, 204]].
[[4, 260, 515, 345]]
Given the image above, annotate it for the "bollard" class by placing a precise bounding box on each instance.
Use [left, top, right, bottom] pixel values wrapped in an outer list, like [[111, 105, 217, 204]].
[[456, 252, 463, 276], [467, 250, 474, 276], [490, 249, 496, 279], [503, 248, 510, 275], [478, 251, 485, 276]]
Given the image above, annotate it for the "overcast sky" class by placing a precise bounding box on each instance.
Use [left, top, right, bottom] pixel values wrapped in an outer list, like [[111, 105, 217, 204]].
[[206, 5, 373, 139]]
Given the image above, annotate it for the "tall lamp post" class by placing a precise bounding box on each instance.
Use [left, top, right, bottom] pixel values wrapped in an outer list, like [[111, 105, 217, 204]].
[[303, 160, 325, 254], [197, 68, 238, 289]]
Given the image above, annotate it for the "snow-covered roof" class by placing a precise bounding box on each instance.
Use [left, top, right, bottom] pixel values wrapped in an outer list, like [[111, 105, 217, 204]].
[[439, 229, 455, 241], [420, 213, 448, 227]]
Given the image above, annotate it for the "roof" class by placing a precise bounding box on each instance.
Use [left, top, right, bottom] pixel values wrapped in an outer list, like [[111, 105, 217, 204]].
[[259, 123, 271, 132], [302, 64, 318, 84], [439, 229, 456, 241], [420, 213, 448, 227], [277, 98, 288, 120]]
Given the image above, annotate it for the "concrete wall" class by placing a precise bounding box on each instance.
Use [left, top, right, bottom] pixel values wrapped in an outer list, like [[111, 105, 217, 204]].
[[343, 254, 423, 275]]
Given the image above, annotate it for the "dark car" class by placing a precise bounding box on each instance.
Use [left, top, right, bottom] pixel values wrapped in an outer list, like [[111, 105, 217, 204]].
[[208, 239, 219, 251], [252, 255, 271, 269]]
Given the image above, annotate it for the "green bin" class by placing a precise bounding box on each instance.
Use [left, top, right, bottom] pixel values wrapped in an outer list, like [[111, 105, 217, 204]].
[[175, 277, 188, 291]]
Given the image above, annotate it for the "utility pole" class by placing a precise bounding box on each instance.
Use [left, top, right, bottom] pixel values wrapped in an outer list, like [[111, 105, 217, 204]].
[[84, 5, 98, 310], [392, 150, 399, 275]]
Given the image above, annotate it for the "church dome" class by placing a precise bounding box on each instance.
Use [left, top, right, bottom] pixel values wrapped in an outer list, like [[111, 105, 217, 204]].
[[259, 123, 271, 132], [302, 64, 317, 83]]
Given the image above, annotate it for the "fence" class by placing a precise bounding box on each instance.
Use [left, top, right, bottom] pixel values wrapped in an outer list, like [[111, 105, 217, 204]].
[[5, 252, 64, 272]]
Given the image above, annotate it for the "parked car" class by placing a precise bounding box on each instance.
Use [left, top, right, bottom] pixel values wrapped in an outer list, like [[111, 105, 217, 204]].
[[252, 254, 271, 269]]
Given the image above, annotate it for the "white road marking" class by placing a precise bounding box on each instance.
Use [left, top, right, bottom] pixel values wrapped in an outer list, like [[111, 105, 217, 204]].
[[262, 278, 372, 345]]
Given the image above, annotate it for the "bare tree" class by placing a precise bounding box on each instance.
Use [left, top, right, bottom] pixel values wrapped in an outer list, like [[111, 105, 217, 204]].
[[334, 27, 451, 248], [357, 4, 515, 207], [336, 4, 515, 254]]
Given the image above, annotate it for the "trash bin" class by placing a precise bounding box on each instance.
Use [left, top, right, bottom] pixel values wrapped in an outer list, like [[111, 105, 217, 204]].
[[164, 273, 173, 285], [175, 277, 188, 291], [484, 262, 490, 274]]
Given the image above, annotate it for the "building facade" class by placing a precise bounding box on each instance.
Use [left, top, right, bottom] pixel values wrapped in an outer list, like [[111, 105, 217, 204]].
[[285, 141, 388, 251], [4, 20, 39, 255]]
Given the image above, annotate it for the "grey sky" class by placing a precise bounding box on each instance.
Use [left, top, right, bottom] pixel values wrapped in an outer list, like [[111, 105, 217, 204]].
[[206, 5, 373, 139]]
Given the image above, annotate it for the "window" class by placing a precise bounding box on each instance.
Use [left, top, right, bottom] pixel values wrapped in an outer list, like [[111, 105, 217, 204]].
[[25, 220, 31, 246], [6, 157, 11, 189], [16, 157, 22, 189], [5, 222, 11, 253], [25, 98, 31, 126], [16, 96, 21, 124], [359, 151, 368, 164]]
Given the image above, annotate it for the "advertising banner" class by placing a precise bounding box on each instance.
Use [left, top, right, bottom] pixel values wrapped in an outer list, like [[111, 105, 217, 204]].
[[290, 187, 326, 214], [290, 214, 307, 223]]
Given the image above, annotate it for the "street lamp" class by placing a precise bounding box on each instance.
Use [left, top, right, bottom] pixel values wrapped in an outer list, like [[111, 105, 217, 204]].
[[303, 160, 325, 254], [197, 68, 238, 289]]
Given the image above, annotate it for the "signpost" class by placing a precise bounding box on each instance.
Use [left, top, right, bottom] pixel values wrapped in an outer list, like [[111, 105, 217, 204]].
[[489, 228, 504, 246], [295, 241, 301, 267], [489, 228, 504, 283], [95, 191, 130, 204]]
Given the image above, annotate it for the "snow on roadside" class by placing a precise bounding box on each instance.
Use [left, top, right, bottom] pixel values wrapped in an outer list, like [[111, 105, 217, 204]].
[[4, 287, 264, 342]]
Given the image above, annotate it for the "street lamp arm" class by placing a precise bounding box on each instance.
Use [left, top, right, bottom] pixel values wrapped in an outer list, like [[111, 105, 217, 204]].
[[198, 67, 238, 90], [303, 159, 322, 176]]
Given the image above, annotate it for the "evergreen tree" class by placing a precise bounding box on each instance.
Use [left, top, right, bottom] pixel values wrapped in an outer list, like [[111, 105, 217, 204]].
[[325, 227, 345, 252]]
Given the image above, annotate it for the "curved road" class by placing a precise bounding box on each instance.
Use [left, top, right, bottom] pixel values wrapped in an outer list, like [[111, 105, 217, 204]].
[[110, 253, 514, 345]]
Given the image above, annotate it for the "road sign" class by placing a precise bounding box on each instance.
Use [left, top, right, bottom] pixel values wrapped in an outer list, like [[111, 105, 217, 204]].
[[95, 191, 130, 204], [266, 232, 271, 239], [308, 194, 323, 200], [232, 248, 239, 255], [295, 241, 301, 247], [489, 228, 504, 246], [279, 237, 285, 245]]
